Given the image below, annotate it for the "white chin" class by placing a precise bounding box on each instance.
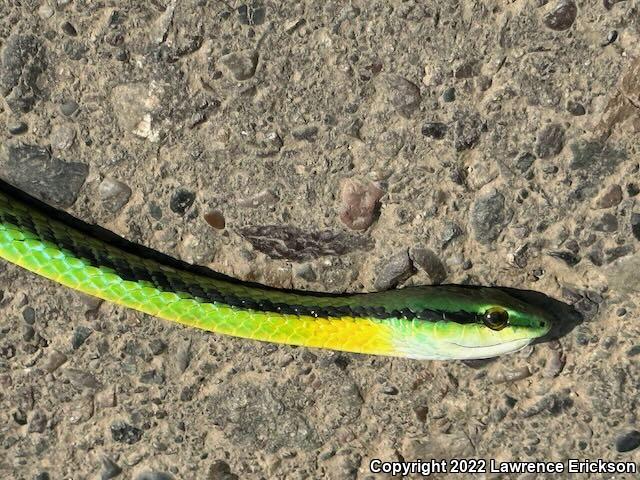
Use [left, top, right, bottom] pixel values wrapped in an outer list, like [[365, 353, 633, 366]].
[[452, 338, 534, 360], [399, 338, 533, 361]]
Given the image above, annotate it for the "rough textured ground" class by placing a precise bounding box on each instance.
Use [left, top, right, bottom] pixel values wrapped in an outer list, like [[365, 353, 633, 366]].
[[1, 1, 640, 479]]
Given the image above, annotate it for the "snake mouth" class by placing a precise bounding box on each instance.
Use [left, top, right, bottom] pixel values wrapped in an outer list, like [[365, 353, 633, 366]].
[[451, 337, 533, 349], [396, 337, 534, 360], [447, 337, 533, 359]]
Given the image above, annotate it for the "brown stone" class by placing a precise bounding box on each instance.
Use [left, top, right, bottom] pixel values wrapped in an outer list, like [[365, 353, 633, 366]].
[[595, 184, 623, 209], [339, 179, 384, 230]]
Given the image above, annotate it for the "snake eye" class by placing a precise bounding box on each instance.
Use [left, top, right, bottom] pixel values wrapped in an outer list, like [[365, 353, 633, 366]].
[[483, 307, 509, 331]]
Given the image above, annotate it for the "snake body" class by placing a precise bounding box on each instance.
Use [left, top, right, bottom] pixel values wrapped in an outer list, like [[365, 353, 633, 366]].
[[0, 178, 551, 360]]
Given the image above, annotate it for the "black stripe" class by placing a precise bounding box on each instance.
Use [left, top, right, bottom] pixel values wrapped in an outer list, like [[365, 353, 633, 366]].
[[1, 179, 482, 325], [0, 178, 352, 298]]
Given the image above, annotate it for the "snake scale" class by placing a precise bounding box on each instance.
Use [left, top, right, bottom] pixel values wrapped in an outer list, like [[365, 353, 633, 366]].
[[0, 178, 552, 360]]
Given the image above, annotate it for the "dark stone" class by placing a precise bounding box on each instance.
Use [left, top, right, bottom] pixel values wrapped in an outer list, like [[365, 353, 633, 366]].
[[535, 124, 565, 158], [470, 190, 512, 244], [2, 144, 88, 208], [453, 60, 480, 79], [238, 225, 374, 261], [586, 290, 603, 304], [64, 40, 89, 60], [581, 233, 597, 247], [442, 87, 456, 102], [631, 213, 640, 241], [28, 410, 47, 433], [99, 178, 132, 213], [543, 0, 577, 31], [604, 0, 626, 9], [476, 75, 493, 91], [105, 30, 125, 47], [588, 249, 603, 266], [294, 264, 316, 282], [111, 421, 143, 444], [505, 395, 518, 408], [169, 188, 196, 215], [453, 110, 485, 151], [374, 250, 415, 290], [219, 50, 258, 81], [101, 456, 122, 480], [440, 222, 464, 246], [514, 152, 535, 173], [595, 184, 623, 208], [134, 473, 173, 480], [615, 430, 640, 453], [603, 30, 618, 46], [71, 326, 92, 349], [628, 183, 640, 197], [64, 368, 102, 389], [149, 202, 163, 220], [8, 121, 28, 135], [449, 166, 467, 185], [574, 297, 598, 320], [593, 213, 618, 232], [140, 369, 165, 385], [421, 122, 447, 139], [13, 409, 27, 425], [33, 473, 50, 480], [115, 49, 129, 62], [548, 251, 581, 266], [1, 343, 16, 359], [23, 325, 35, 341], [382, 386, 399, 395], [180, 384, 198, 401], [170, 17, 205, 57], [22, 307, 36, 324], [60, 100, 79, 116], [123, 340, 147, 358], [605, 245, 634, 263], [292, 125, 319, 142], [569, 142, 627, 194], [520, 391, 573, 417], [567, 101, 586, 116], [333, 355, 350, 370], [409, 247, 447, 284], [237, 1, 266, 26], [149, 339, 167, 355], [601, 0, 620, 8], [380, 74, 421, 118], [414, 404, 429, 422], [627, 345, 640, 357], [562, 286, 582, 304], [564, 239, 579, 253], [61, 21, 78, 36], [1, 35, 47, 113], [176, 340, 192, 373], [209, 460, 239, 480]]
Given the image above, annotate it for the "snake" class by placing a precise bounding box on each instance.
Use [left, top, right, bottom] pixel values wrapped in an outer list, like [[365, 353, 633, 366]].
[[0, 177, 552, 360]]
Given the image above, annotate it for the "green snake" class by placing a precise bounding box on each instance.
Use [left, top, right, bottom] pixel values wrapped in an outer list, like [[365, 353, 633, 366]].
[[0, 178, 552, 360]]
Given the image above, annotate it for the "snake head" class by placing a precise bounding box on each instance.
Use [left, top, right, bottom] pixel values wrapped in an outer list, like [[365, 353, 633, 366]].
[[390, 286, 554, 360]]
